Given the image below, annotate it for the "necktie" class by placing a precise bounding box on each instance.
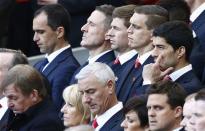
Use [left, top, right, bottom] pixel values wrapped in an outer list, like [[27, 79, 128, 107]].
[[92, 119, 98, 128], [135, 58, 141, 68], [40, 58, 49, 72], [113, 57, 120, 65], [163, 75, 172, 81]]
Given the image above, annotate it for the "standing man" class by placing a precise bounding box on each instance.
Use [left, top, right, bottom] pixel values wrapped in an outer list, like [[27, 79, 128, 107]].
[[143, 21, 202, 94], [106, 5, 137, 88], [70, 4, 116, 84], [0, 65, 64, 131], [76, 62, 124, 131], [33, 4, 80, 111], [116, 5, 168, 104], [147, 81, 186, 131]]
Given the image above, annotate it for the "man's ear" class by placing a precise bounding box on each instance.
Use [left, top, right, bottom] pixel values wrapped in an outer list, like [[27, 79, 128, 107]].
[[174, 106, 183, 118], [176, 46, 185, 59], [30, 89, 39, 103], [56, 26, 65, 39], [107, 80, 114, 95]]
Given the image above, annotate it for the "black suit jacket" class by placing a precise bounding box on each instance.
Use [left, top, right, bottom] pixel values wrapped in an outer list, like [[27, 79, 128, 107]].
[[69, 50, 116, 84], [99, 109, 124, 131], [0, 100, 64, 131], [34, 48, 80, 111]]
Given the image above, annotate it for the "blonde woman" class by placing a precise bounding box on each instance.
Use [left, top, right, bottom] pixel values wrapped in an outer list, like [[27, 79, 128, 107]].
[[61, 84, 90, 127]]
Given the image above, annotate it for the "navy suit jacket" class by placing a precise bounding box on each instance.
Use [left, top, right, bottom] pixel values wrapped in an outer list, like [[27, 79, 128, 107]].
[[34, 48, 80, 111], [0, 100, 64, 131], [202, 67, 205, 85], [175, 70, 202, 95], [117, 56, 154, 104], [99, 109, 124, 131], [69, 50, 116, 84]]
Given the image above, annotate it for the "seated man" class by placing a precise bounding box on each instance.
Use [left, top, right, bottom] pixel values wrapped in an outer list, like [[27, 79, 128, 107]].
[[76, 62, 124, 131], [143, 21, 202, 94], [0, 65, 64, 131], [147, 81, 186, 131]]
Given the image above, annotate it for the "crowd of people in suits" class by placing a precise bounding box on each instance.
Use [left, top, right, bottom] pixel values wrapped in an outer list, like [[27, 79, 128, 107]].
[[0, 0, 205, 130]]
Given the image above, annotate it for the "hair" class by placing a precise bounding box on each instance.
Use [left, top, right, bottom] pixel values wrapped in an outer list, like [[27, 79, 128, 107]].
[[123, 95, 148, 128], [0, 48, 28, 69], [75, 62, 116, 86], [95, 4, 115, 30], [112, 4, 136, 28], [1, 64, 48, 99], [153, 20, 194, 61], [185, 93, 197, 102], [34, 4, 71, 41], [62, 84, 90, 123], [195, 88, 205, 101], [156, 0, 190, 24], [65, 124, 94, 131], [147, 80, 186, 109], [134, 5, 168, 30]]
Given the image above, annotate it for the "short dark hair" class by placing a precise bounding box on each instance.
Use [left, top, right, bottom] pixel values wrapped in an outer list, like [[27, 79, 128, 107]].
[[195, 88, 205, 101], [34, 4, 71, 41], [134, 5, 168, 30], [1, 65, 48, 99], [0, 48, 28, 69], [95, 4, 115, 30], [112, 4, 136, 28], [157, 0, 190, 23], [147, 81, 186, 109], [153, 21, 194, 61], [123, 95, 148, 127]]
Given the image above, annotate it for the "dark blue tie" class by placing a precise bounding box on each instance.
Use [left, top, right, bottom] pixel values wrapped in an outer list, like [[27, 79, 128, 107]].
[[40, 58, 48, 72]]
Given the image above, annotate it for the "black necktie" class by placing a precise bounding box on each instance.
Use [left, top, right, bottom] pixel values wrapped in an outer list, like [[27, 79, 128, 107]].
[[40, 58, 48, 72]]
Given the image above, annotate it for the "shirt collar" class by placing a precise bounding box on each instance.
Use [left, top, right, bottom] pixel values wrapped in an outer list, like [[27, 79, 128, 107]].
[[118, 50, 137, 65], [46, 45, 70, 63], [95, 102, 123, 131], [169, 64, 192, 81], [190, 2, 205, 22], [88, 50, 112, 64], [138, 51, 152, 65]]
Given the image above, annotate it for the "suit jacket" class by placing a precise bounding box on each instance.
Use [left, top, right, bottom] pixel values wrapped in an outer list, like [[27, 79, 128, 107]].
[[175, 70, 202, 95], [34, 48, 80, 111], [0, 99, 64, 131], [117, 56, 154, 104], [202, 67, 205, 85], [69, 50, 116, 84], [99, 109, 124, 131]]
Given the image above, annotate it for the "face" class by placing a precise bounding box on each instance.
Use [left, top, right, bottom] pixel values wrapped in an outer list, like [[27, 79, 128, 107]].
[[151, 36, 178, 71], [0, 53, 13, 85], [78, 75, 113, 115], [4, 84, 35, 114], [121, 110, 145, 131], [107, 17, 129, 53], [180, 100, 196, 131], [191, 100, 205, 131], [33, 12, 59, 55], [81, 10, 107, 49], [61, 102, 83, 127], [147, 94, 180, 131], [127, 13, 152, 50]]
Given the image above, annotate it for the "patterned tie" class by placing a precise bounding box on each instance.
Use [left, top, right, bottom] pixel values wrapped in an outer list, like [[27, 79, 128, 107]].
[[40, 58, 49, 72], [135, 58, 141, 68], [113, 57, 120, 65], [92, 119, 98, 128]]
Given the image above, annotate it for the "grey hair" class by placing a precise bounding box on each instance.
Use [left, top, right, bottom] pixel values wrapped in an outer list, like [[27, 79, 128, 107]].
[[75, 62, 116, 85]]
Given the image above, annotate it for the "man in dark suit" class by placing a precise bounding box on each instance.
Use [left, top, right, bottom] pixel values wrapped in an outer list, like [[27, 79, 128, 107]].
[[186, 0, 205, 82], [0, 65, 64, 131], [33, 4, 80, 111], [69, 5, 116, 84], [116, 5, 168, 104], [76, 62, 124, 131], [147, 81, 186, 131], [143, 21, 202, 94]]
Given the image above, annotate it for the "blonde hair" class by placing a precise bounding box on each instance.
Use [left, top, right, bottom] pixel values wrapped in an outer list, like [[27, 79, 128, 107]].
[[62, 84, 90, 123]]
